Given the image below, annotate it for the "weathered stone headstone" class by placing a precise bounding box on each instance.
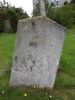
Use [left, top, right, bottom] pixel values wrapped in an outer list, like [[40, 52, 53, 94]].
[[10, 16, 66, 88], [10, 0, 66, 88]]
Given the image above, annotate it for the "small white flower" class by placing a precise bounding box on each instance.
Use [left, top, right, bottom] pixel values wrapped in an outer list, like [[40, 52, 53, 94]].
[[49, 95, 52, 98], [24, 93, 27, 97], [2, 90, 5, 94], [45, 93, 47, 95]]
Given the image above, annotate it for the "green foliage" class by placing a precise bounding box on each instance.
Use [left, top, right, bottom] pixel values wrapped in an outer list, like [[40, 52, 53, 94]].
[[51, 3, 75, 29], [33, 2, 75, 29], [71, 0, 75, 3], [53, 3, 75, 28], [33, 3, 40, 16], [33, 0, 55, 17], [0, 21, 4, 33], [7, 7, 29, 32], [0, 4, 29, 33]]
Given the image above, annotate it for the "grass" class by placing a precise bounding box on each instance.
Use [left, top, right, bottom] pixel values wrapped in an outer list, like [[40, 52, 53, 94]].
[[0, 28, 75, 100]]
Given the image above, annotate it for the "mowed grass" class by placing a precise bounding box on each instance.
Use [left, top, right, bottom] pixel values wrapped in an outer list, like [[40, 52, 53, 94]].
[[0, 28, 75, 100]]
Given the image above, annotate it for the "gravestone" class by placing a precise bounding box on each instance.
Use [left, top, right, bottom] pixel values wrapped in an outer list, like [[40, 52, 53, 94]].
[[4, 20, 12, 33], [10, 16, 66, 88], [10, 0, 66, 88]]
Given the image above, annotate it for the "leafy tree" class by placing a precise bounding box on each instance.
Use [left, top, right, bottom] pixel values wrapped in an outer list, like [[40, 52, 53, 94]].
[[33, 1, 75, 29], [7, 7, 29, 32], [33, 2, 40, 16], [0, 1, 29, 33], [71, 0, 75, 3], [33, 0, 55, 17]]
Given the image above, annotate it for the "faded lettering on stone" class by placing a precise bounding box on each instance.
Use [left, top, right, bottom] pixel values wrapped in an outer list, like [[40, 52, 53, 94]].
[[10, 17, 66, 88]]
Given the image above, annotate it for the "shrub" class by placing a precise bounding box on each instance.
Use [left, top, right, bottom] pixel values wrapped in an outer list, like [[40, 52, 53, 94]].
[[0, 6, 29, 33], [33, 2, 75, 29], [0, 21, 4, 33]]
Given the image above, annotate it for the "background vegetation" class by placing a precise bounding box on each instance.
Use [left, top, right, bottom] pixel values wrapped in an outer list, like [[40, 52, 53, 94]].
[[0, 0, 29, 33], [0, 0, 75, 33], [33, 0, 75, 29]]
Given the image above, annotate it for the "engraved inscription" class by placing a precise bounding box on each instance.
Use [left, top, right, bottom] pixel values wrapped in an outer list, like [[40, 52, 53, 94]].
[[29, 41, 38, 48], [16, 54, 36, 72]]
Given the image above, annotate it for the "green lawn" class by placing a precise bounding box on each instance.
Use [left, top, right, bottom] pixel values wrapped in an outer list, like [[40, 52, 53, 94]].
[[0, 28, 75, 100]]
